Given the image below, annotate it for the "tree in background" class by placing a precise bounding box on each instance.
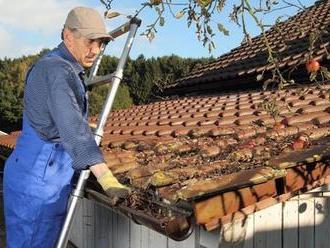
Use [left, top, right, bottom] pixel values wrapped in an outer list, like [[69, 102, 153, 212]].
[[0, 53, 212, 132], [124, 54, 214, 104], [0, 55, 39, 132]]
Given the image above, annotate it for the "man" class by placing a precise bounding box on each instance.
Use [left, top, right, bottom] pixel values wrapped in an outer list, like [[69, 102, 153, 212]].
[[3, 7, 129, 248]]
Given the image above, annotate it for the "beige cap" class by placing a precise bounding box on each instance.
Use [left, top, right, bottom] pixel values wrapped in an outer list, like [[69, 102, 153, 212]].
[[64, 7, 111, 40]]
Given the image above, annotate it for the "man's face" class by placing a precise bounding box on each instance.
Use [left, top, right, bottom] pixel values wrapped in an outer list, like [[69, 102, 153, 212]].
[[64, 28, 103, 68]]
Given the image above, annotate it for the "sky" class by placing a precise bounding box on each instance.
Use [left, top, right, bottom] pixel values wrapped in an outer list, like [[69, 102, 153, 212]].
[[0, 0, 316, 60]]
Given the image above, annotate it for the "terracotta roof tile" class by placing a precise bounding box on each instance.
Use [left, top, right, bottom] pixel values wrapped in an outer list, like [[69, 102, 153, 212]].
[[3, 85, 329, 215], [285, 111, 328, 125], [313, 114, 330, 124], [159, 167, 285, 202], [89, 85, 330, 200]]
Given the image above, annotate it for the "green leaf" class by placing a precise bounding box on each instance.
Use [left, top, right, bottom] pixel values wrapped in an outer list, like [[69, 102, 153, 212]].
[[159, 17, 165, 26], [198, 0, 212, 8], [217, 23, 229, 36], [207, 25, 212, 34], [211, 41, 215, 49]]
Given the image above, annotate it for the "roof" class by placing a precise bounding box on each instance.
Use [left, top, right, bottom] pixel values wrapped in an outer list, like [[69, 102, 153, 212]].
[[1, 83, 330, 238], [168, 0, 330, 94], [0, 132, 18, 160]]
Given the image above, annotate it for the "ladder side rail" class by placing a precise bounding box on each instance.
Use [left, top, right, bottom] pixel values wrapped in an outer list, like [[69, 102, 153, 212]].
[[94, 18, 141, 144]]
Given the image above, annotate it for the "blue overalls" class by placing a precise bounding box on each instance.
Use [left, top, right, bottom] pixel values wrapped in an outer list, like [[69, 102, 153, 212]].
[[3, 116, 75, 247], [3, 43, 100, 248]]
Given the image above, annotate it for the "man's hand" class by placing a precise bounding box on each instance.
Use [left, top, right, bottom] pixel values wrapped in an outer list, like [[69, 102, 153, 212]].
[[90, 162, 130, 204], [97, 170, 130, 204]]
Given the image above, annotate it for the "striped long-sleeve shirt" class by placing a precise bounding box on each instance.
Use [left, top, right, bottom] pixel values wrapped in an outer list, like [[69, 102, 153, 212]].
[[24, 42, 105, 170]]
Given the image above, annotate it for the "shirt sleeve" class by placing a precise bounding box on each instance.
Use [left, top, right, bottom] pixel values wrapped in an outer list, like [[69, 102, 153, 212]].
[[46, 63, 105, 170]]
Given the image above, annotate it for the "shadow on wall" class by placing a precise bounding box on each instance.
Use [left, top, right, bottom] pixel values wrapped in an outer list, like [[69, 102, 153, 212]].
[[210, 192, 330, 248]]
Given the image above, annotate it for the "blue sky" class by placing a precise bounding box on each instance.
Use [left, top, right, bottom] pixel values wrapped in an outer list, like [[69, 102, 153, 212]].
[[0, 0, 316, 59]]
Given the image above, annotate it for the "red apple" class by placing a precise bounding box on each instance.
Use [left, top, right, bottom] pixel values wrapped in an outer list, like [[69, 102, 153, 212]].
[[306, 59, 320, 73]]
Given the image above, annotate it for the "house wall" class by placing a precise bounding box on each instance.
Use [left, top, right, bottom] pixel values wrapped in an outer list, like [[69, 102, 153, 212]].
[[69, 185, 330, 248]]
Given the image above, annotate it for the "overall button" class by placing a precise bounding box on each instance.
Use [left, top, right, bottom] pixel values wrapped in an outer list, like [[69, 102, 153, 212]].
[[49, 161, 54, 166], [15, 158, 19, 162], [55, 144, 59, 149]]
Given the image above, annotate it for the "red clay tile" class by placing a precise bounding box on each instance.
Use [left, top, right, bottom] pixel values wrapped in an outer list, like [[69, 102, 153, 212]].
[[300, 104, 330, 113], [216, 116, 238, 125], [286, 112, 328, 125]]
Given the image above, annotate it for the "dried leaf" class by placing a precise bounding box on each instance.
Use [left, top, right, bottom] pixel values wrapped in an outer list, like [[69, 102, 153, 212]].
[[175, 11, 185, 19], [150, 0, 162, 5], [321, 67, 330, 80], [217, 0, 225, 12], [104, 11, 121, 19], [147, 31, 155, 42], [262, 78, 273, 91], [256, 74, 263, 81]]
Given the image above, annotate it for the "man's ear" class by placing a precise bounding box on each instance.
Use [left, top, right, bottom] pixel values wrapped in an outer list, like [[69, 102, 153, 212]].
[[63, 28, 73, 45]]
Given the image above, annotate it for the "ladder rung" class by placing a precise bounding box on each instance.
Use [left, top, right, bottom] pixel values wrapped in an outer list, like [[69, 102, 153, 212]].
[[109, 22, 130, 39], [86, 73, 114, 87]]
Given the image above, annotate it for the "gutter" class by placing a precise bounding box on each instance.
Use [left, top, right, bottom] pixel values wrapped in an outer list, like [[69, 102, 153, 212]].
[[85, 189, 194, 241], [0, 147, 195, 241]]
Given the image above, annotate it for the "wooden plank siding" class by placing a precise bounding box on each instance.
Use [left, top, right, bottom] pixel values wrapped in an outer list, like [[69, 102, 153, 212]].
[[283, 197, 299, 248], [69, 186, 330, 248]]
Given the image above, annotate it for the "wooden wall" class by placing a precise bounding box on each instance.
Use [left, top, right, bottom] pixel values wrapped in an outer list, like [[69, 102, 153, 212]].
[[69, 199, 198, 248], [69, 186, 330, 248]]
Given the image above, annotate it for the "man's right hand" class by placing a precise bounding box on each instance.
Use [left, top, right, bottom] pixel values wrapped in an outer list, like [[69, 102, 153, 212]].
[[90, 163, 130, 204], [97, 170, 130, 200]]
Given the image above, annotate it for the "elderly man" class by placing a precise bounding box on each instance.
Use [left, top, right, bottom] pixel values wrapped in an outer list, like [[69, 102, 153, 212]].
[[3, 7, 128, 248]]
